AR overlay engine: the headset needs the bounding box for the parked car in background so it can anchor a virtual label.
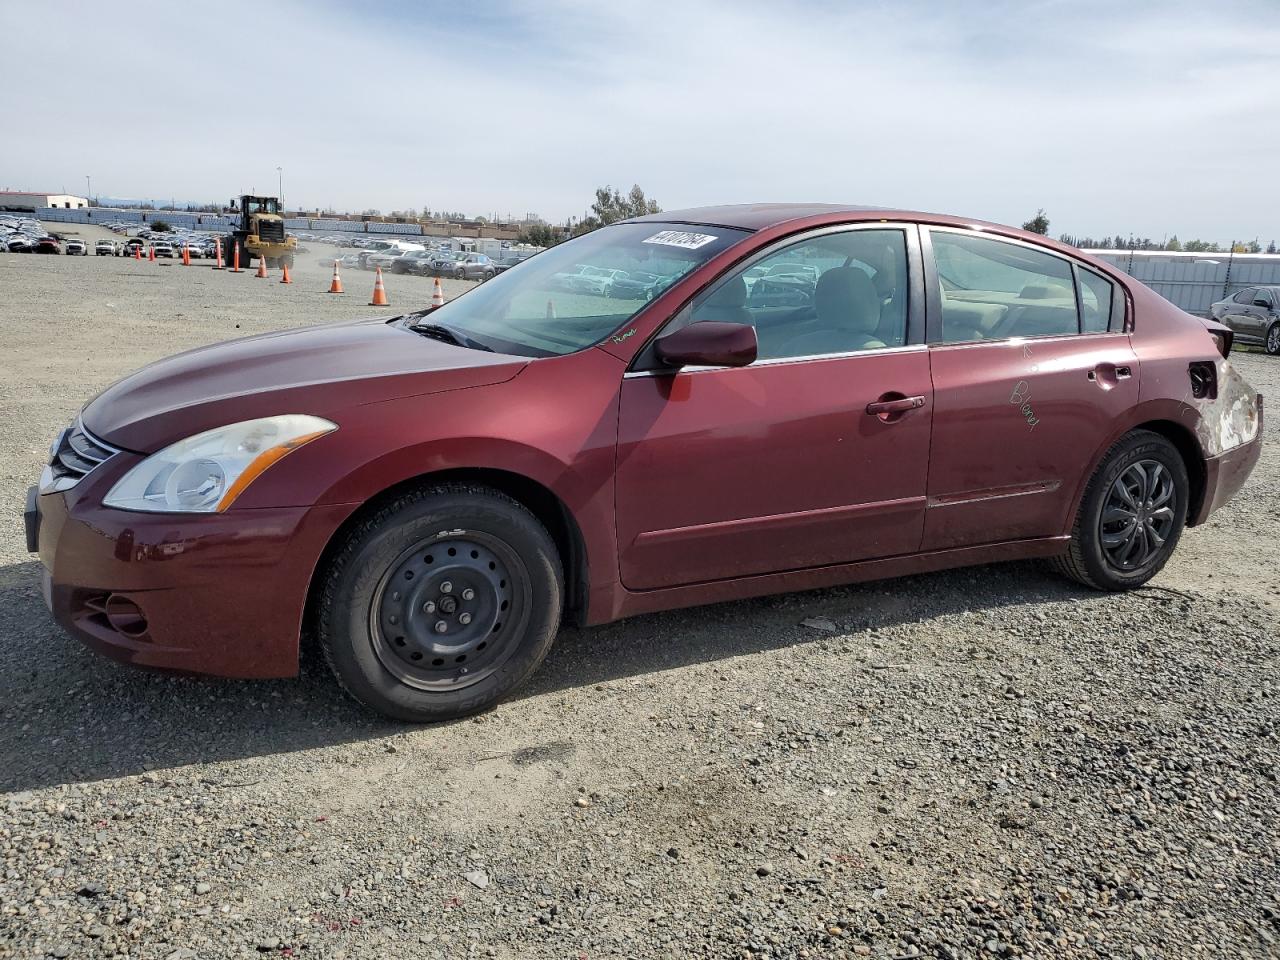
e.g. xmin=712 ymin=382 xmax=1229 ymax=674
xmin=449 ymin=253 xmax=496 ymax=281
xmin=123 ymin=238 xmax=145 ymax=256
xmin=95 ymin=240 xmax=120 ymax=256
xmin=5 ymin=235 xmax=35 ymax=252
xmin=426 ymin=251 xmax=465 ymax=276
xmin=152 ymin=243 xmax=175 ymax=258
xmin=608 ymin=269 xmax=668 ymax=300
xmin=364 ymin=249 xmax=407 ymax=272
xmin=491 ymin=255 xmax=530 ymax=275
xmin=64 ymin=239 xmax=88 ymax=256
xmin=1210 ymin=285 xmax=1280 ymax=355
xmin=35 ymin=237 xmax=62 ymax=254
xmin=390 ymin=250 xmax=437 ymax=274
xmin=568 ymin=265 xmax=628 ymax=296
xmin=547 ymin=263 xmax=592 ymax=290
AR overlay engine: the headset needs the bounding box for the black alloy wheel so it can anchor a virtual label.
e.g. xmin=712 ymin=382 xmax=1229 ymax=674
xmin=1098 ymin=460 xmax=1176 ymax=571
xmin=1051 ymin=430 xmax=1188 ymax=591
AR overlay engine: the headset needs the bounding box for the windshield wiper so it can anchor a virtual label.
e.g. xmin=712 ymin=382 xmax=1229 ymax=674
xmin=406 ymin=321 xmax=495 ymax=352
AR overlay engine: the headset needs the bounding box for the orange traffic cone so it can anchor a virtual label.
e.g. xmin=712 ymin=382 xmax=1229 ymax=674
xmin=328 ymin=260 xmax=344 ymax=294
xmin=213 ymin=238 xmax=224 ymax=270
xmin=279 ymin=262 xmax=292 ymax=284
xmin=148 ymin=246 xmax=156 ymax=262
xmin=133 ymin=245 xmax=141 ymax=261
xmin=368 ymin=267 xmax=389 ymax=306
xmin=181 ymin=244 xmax=191 ymax=266
xmin=431 ymin=277 xmax=445 ymax=308
xmin=255 ymin=252 xmax=269 ymax=278
xmin=545 ymin=300 xmax=556 ymax=320
xmin=230 ymin=243 xmax=242 ymax=273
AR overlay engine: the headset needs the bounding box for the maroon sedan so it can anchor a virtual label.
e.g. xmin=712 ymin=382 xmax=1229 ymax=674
xmin=27 ymin=205 xmax=1263 ymax=721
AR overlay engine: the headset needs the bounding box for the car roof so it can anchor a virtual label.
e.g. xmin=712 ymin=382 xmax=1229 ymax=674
xmin=624 ymin=203 xmax=1132 ymax=268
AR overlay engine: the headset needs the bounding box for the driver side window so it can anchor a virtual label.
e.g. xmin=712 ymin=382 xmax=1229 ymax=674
xmin=687 ymin=229 xmax=908 ymax=360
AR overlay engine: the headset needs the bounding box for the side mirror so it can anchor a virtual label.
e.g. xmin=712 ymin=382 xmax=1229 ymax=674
xmin=654 ymin=321 xmax=757 ymax=369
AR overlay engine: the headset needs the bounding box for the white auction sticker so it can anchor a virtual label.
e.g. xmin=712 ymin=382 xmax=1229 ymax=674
xmin=642 ymin=230 xmax=718 ymax=250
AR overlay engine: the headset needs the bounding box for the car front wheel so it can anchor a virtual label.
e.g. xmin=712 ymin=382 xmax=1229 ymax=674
xmin=1051 ymin=430 xmax=1188 ymax=591
xmin=1266 ymin=322 xmax=1280 ymax=356
xmin=318 ymin=484 xmax=564 ymax=722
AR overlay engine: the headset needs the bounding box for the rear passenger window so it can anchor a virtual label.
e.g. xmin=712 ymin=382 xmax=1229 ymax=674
xmin=1078 ymin=267 xmax=1116 ymax=333
xmin=932 ymin=231 xmax=1078 ymax=342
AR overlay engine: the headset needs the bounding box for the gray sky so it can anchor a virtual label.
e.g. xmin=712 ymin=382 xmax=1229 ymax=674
xmin=2 ymin=0 xmax=1276 ymax=243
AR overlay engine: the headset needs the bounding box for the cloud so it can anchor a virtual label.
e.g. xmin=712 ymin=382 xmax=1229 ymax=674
xmin=2 ymin=0 xmax=1276 ymax=241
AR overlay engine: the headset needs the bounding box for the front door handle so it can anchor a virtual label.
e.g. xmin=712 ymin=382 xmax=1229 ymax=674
xmin=865 ymin=395 xmax=926 ymax=421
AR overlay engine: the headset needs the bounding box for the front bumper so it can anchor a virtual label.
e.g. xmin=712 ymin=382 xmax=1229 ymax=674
xmin=26 ymin=466 xmax=357 ymax=679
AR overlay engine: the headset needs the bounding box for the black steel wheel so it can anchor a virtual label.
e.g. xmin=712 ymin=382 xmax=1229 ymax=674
xmin=318 ymin=484 xmax=563 ymax=722
xmin=1266 ymin=322 xmax=1280 ymax=356
xmin=1052 ymin=430 xmax=1188 ymax=590
xmin=370 ymin=533 xmax=529 ymax=692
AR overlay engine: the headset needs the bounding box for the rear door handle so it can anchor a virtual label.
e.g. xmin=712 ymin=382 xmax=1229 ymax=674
xmin=865 ymin=395 xmax=926 ymax=415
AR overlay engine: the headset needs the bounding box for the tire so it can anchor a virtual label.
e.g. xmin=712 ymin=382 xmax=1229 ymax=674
xmin=454 ymin=268 xmax=465 ymax=280
xmin=1051 ymin=430 xmax=1189 ymax=591
xmin=1266 ymin=321 xmax=1280 ymax=356
xmin=318 ymin=484 xmax=564 ymax=722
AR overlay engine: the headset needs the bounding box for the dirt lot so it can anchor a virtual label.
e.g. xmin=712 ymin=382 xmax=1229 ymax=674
xmin=0 ymin=245 xmax=1277 ymax=959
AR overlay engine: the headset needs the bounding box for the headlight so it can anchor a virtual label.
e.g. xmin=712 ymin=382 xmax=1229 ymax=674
xmin=102 ymin=415 xmax=336 ymax=513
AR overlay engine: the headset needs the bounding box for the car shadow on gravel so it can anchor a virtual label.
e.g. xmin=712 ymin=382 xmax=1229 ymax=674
xmin=0 ymin=557 xmax=1081 ymax=794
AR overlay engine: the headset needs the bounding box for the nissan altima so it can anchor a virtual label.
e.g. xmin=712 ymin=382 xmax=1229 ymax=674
xmin=27 ymin=204 xmax=1263 ymax=722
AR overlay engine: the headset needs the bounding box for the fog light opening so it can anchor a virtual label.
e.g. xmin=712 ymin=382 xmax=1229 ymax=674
xmin=104 ymin=594 xmax=148 ymax=638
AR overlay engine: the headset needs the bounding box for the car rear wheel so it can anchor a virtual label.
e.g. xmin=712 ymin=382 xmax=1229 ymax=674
xmin=1266 ymin=322 xmax=1280 ymax=356
xmin=1051 ymin=430 xmax=1188 ymax=591
xmin=318 ymin=484 xmax=563 ymax=722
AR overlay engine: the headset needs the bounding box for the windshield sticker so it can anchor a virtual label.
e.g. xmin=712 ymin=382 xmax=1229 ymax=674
xmin=643 ymin=230 xmax=718 ymax=250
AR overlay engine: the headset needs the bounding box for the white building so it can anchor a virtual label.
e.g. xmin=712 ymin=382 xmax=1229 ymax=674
xmin=0 ymin=191 xmax=89 ymax=211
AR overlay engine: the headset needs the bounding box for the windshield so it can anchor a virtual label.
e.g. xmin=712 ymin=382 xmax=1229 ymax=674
xmin=407 ymin=222 xmax=747 ymax=356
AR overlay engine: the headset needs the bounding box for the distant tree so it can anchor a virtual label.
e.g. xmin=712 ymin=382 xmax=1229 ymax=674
xmin=1021 ymin=209 xmax=1050 ymax=235
xmin=1247 ymin=239 xmax=1262 ymax=254
xmin=518 ymin=223 xmax=561 ymax=247
xmin=1164 ymin=235 xmax=1181 ymax=251
xmin=150 ymin=220 xmax=172 ymax=232
xmin=572 ymin=184 xmax=661 ymax=236
xmin=1267 ymin=240 xmax=1277 ymax=254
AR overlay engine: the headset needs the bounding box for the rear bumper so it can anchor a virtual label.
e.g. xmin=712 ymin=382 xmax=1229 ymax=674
xmin=1193 ymin=393 xmax=1264 ymax=525
xmin=29 ymin=476 xmax=357 ymax=678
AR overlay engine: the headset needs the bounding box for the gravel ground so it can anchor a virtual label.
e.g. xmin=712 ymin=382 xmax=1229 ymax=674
xmin=1 ymin=245 xmax=1277 ymax=959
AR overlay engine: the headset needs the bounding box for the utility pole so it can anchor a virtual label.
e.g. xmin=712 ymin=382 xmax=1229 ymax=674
xmin=277 ymin=167 xmax=283 ymax=210
xmin=85 ymin=175 xmax=91 ymax=204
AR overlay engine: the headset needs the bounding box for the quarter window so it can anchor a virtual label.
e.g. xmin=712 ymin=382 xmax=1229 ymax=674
xmin=932 ymin=231 xmax=1078 ymax=342
xmin=1078 ymin=267 xmax=1119 ymax=333
xmin=685 ymin=229 xmax=908 ymax=361
xmin=1233 ymin=288 xmax=1257 ymax=304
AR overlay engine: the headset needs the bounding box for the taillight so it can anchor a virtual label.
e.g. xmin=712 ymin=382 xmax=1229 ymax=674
xmin=1209 ymin=327 xmax=1232 ymax=358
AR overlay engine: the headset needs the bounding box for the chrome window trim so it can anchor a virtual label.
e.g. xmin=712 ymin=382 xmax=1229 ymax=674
xmin=622 ymin=343 xmax=927 ymax=378
xmin=628 ymin=221 xmax=924 ymax=373
xmin=922 ymin=224 xmax=1134 ymax=339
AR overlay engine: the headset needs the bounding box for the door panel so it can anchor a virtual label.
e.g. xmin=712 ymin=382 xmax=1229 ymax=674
xmin=616 ymin=350 xmax=933 ymax=589
xmin=923 ymin=333 xmax=1139 ymax=549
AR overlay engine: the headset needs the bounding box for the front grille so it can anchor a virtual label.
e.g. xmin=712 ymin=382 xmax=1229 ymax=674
xmin=48 ymin=419 xmax=118 ymax=488
xmin=256 ymin=219 xmax=285 ymax=243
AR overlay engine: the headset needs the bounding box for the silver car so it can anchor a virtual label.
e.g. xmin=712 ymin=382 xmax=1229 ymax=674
xmin=1210 ymin=285 xmax=1280 ymax=355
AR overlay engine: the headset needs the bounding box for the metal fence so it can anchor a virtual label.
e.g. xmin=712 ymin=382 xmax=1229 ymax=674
xmin=1093 ymin=251 xmax=1280 ymax=316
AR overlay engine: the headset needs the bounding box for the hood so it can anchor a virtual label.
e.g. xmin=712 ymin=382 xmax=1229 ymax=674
xmin=82 ymin=318 xmax=528 ymax=452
